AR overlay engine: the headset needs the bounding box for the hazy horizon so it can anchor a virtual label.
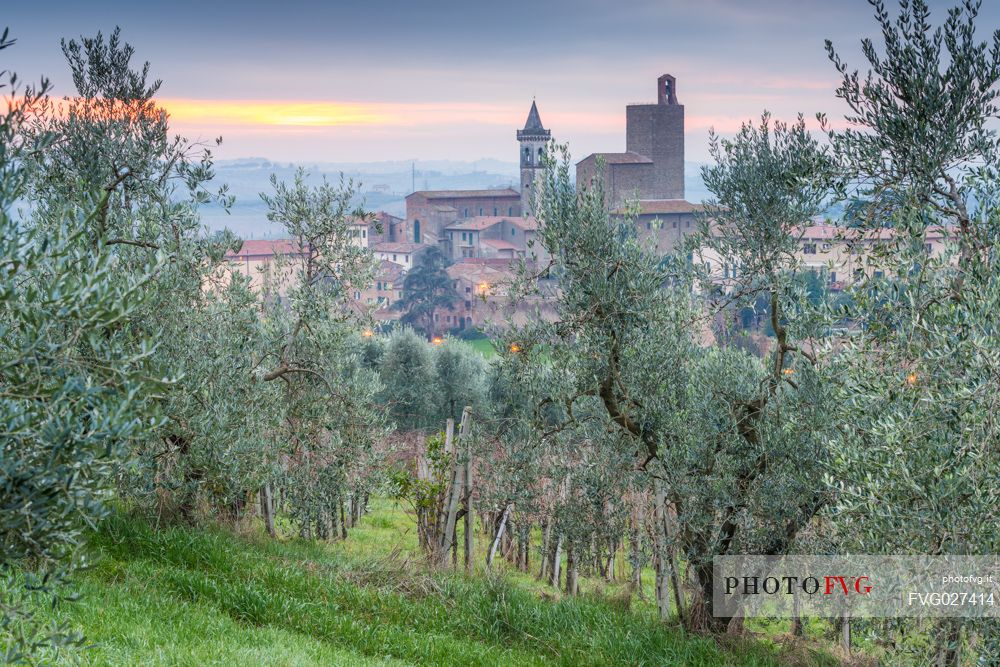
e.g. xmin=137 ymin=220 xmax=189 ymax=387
xmin=8 ymin=0 xmax=998 ymax=165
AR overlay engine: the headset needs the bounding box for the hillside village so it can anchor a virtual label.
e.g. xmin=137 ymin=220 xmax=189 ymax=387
xmin=222 ymin=73 xmax=952 ymax=337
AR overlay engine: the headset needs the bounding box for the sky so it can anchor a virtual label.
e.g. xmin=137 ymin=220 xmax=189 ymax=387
xmin=5 ymin=0 xmax=999 ymax=165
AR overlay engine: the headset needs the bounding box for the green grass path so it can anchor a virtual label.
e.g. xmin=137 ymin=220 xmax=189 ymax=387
xmin=29 ymin=501 xmax=838 ymax=666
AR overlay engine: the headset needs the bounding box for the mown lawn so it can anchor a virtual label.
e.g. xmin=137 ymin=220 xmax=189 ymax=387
xmin=26 ymin=500 xmax=841 ymax=666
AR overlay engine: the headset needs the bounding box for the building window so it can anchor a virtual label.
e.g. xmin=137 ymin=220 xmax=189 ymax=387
xmin=465 ymin=300 xmax=471 ymax=309
xmin=511 ymin=228 xmax=516 ymax=237
xmin=392 ymin=254 xmax=397 ymax=262
xmin=354 ymin=291 xmax=360 ymax=300
xmin=479 ymin=207 xmax=483 ymax=215
xmin=925 ymin=242 xmax=933 ymax=253
xmin=493 ymin=207 xmax=497 ymax=215
xmin=803 ymin=243 xmax=817 ymax=255
xmin=414 ymin=219 xmax=421 ymax=243
xmin=464 ymin=208 xmax=468 ymax=217
xmin=377 ymin=281 xmax=382 ymax=290
xmin=508 ymin=207 xmax=513 ymax=215
xmin=362 ymin=229 xmax=367 ymax=238
xmin=829 ymin=271 xmax=837 ymax=284
xmin=465 ymin=286 xmax=471 ymax=293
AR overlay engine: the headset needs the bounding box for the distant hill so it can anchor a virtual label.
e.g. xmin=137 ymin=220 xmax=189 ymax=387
xmin=200 ymin=158 xmax=712 ymax=239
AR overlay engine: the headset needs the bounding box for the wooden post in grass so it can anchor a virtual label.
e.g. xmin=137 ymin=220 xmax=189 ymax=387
xmin=260 ymin=484 xmax=276 ymax=538
xmin=486 ymin=502 xmax=512 ymax=570
xmin=841 ymin=612 xmax=851 ymax=656
xmin=631 ymin=496 xmax=644 ymax=598
xmin=653 ymin=483 xmax=670 ymax=620
xmin=550 ymin=533 xmax=563 ymax=589
xmin=438 ymin=407 xmax=471 ymax=567
xmin=339 ymin=497 xmax=348 ymax=539
xmin=433 ymin=419 xmax=456 ymax=546
xmin=538 ymin=517 xmax=551 ymax=580
xmin=463 ymin=424 xmax=474 ymax=574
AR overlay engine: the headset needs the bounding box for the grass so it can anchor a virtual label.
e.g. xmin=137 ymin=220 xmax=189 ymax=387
xmin=465 ymin=337 xmax=497 ymax=358
xmin=22 ymin=500 xmax=842 ymax=666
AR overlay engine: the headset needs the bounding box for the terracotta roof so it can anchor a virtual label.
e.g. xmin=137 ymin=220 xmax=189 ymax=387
xmin=374 ymin=242 xmax=423 ymax=254
xmin=481 ymin=239 xmax=520 ymax=251
xmin=445 ymin=215 xmax=539 ymax=232
xmin=407 ymin=188 xmax=520 ymax=200
xmin=614 ymin=199 xmax=705 ymax=215
xmin=447 ymin=262 xmax=513 ymax=283
xmin=792 ymin=223 xmax=956 ymax=242
xmin=375 ymin=211 xmax=402 ymax=224
xmin=579 ymin=152 xmax=653 ymax=165
xmin=455 ymin=257 xmax=523 ymax=268
xmin=376 ymin=260 xmax=406 ymax=280
xmin=446 ymin=216 xmax=508 ymax=231
xmin=509 ymin=216 xmax=539 ymax=231
xmin=226 ymin=239 xmax=307 ymax=259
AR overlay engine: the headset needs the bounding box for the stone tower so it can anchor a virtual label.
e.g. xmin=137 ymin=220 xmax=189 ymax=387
xmin=625 ymin=74 xmax=684 ymax=199
xmin=517 ymin=100 xmax=551 ymax=215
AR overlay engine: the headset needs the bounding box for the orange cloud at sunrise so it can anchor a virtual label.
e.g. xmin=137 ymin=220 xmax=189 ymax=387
xmin=158 ymin=98 xmax=624 ymax=134
xmin=160 ymin=99 xmax=533 ymax=129
xmin=160 ymin=99 xmax=394 ymax=127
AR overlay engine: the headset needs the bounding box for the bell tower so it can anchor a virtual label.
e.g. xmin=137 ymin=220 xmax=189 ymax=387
xmin=516 ymin=100 xmax=551 ymax=215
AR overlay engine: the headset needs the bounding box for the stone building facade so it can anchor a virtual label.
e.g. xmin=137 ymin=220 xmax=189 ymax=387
xmin=403 ymin=189 xmax=521 ymax=249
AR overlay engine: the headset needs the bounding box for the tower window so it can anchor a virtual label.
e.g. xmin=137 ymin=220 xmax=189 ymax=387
xmin=413 ymin=219 xmax=420 ymax=244
xmin=493 ymin=207 xmax=497 ymax=216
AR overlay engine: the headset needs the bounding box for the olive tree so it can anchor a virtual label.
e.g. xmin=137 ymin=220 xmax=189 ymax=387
xmin=1 ymin=29 xmax=158 ymax=662
xmin=259 ymin=169 xmax=385 ymax=539
xmin=824 ymin=1 xmax=1000 ymax=663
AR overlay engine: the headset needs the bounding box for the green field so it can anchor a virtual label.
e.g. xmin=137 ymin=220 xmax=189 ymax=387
xmin=19 ymin=500 xmax=844 ymax=666
xmin=465 ymin=337 xmax=497 ymax=358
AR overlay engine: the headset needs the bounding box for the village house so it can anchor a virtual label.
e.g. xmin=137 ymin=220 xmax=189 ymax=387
xmin=373 ymin=241 xmax=427 ymax=270
xmin=442 ymin=215 xmax=545 ymax=262
xmin=697 ymin=221 xmax=956 ymax=292
xmin=218 ymin=239 xmax=308 ymax=297
xmin=611 ymin=199 xmax=704 ymax=255
xmin=402 ymin=189 xmax=522 ymax=248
